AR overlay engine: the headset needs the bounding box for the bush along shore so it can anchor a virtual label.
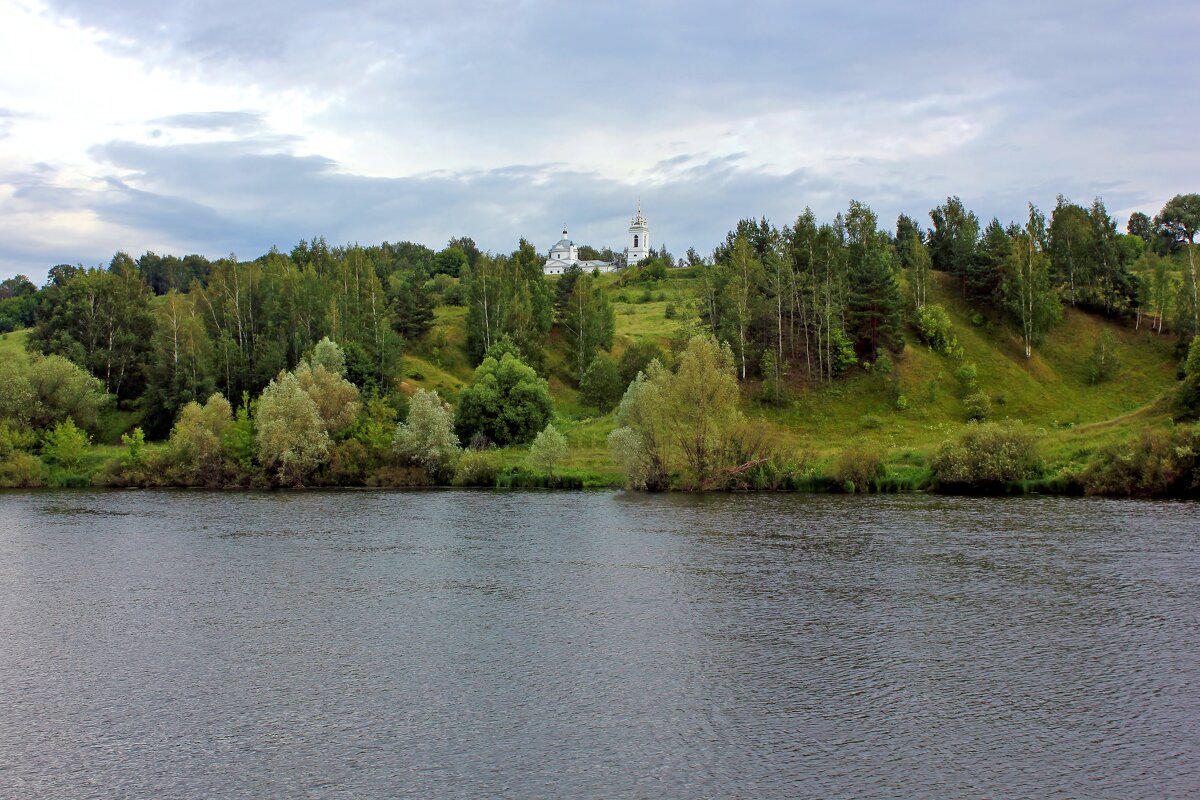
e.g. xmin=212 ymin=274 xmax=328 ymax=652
xmin=3 ymin=194 xmax=1200 ymax=498
xmin=3 ymin=333 xmax=1198 ymax=498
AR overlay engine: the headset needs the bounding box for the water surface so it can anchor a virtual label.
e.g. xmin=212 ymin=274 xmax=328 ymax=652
xmin=1 ymin=491 xmax=1197 ymax=798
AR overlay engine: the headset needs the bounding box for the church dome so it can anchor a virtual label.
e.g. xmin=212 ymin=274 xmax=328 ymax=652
xmin=552 ymin=228 xmax=573 ymax=251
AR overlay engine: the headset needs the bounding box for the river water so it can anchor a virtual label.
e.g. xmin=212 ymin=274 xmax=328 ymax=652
xmin=0 ymin=490 xmax=1197 ymax=798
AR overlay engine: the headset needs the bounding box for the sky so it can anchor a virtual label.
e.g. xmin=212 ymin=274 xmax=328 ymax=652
xmin=0 ymin=0 xmax=1197 ymax=282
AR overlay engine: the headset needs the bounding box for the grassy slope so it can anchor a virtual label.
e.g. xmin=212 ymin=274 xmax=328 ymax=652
xmin=0 ymin=328 xmax=30 ymax=365
xmin=421 ymin=269 xmax=1180 ymax=484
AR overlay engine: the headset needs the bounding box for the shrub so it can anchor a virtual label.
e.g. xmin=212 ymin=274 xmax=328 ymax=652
xmin=1177 ymin=336 xmax=1200 ymax=418
xmin=0 ymin=452 xmax=45 ymax=488
xmin=664 ymin=303 xmax=677 ymax=319
xmin=830 ymin=328 xmax=858 ymax=376
xmin=964 ymin=391 xmax=991 ymax=421
xmin=915 ymin=304 xmax=956 ymax=355
xmin=618 ymin=340 xmax=665 ymax=386
xmin=955 ymin=361 xmax=979 ymax=394
xmin=895 ymin=394 xmax=909 ymax=411
xmin=256 ymin=371 xmax=330 ymax=486
xmin=308 ymin=336 xmax=347 ymax=376
xmin=931 ymin=422 xmax=1044 ymax=491
xmin=1083 ymin=426 xmax=1200 ymax=497
xmin=324 ymin=439 xmax=370 ymax=486
xmin=393 ymin=389 xmax=460 ymax=482
xmin=41 ymin=418 xmax=91 ymax=470
xmin=579 ymin=354 xmax=623 ymax=412
xmin=452 ymin=449 xmax=502 ymax=487
xmin=859 ymin=414 xmax=884 ymax=430
xmin=529 ymin=423 xmax=568 ymax=477
xmin=168 ymin=394 xmax=233 ymax=485
xmin=1087 ymin=330 xmax=1121 ymax=385
xmin=831 ymin=445 xmax=885 ymax=492
xmin=455 ymin=350 xmax=552 ymax=446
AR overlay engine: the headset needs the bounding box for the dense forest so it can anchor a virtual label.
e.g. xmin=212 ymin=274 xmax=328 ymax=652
xmin=1 ymin=193 xmax=1199 ymax=495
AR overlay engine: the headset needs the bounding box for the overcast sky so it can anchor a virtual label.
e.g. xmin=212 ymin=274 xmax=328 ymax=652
xmin=0 ymin=0 xmax=1196 ymax=282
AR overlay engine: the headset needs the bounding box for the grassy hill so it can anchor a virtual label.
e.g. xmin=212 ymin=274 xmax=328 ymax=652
xmin=5 ymin=269 xmax=1182 ymax=488
xmin=402 ymin=269 xmax=1181 ymax=485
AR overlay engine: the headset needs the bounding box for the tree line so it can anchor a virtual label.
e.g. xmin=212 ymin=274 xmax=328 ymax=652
xmin=694 ymin=193 xmax=1200 ymax=396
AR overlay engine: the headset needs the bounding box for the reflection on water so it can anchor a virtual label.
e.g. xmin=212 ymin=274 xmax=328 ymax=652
xmin=0 ymin=490 xmax=1197 ymax=798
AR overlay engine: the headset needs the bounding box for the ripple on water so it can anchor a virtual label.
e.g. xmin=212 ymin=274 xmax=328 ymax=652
xmin=0 ymin=490 xmax=1197 ymax=799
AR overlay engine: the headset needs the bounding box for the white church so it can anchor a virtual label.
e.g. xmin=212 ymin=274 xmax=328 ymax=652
xmin=542 ymin=205 xmax=651 ymax=275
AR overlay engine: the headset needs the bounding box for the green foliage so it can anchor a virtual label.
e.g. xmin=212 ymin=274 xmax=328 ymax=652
xmin=915 ymin=304 xmax=956 ymax=355
xmin=28 ymin=264 xmax=154 ymax=400
xmin=931 ymin=422 xmax=1045 ymax=490
xmin=0 ymin=354 xmax=105 ymax=432
xmin=452 ymin=449 xmax=502 ymax=487
xmin=393 ymin=389 xmax=461 ymax=482
xmin=294 ymin=361 xmax=361 ymax=435
xmin=758 ymin=348 xmax=788 ymax=406
xmin=1083 ymin=425 xmax=1200 ymax=497
xmin=617 ymin=340 xmax=665 ymax=387
xmin=0 ymin=422 xmax=41 ymax=488
xmin=831 ymin=445 xmax=885 ymax=492
xmin=1178 ymin=336 xmax=1200 ymax=418
xmin=829 ymin=328 xmax=858 ymax=376
xmin=578 ymin=354 xmax=623 ymax=412
xmin=256 ymin=371 xmax=330 ymax=485
xmin=168 ymin=394 xmax=233 ymax=485
xmin=528 ymin=423 xmax=568 ymax=477
xmin=561 ymin=273 xmax=616 ymax=381
xmin=41 ymin=418 xmax=91 ymax=471
xmin=608 ymin=335 xmax=759 ymax=490
xmin=223 ymin=393 xmax=257 ymax=472
xmin=309 ymin=336 xmax=347 ymax=376
xmin=964 ymin=390 xmax=991 ymax=421
xmin=1087 ymin=330 xmax=1121 ymax=384
xmin=955 ymin=361 xmax=979 ymax=394
xmin=454 ymin=350 xmax=553 ymax=446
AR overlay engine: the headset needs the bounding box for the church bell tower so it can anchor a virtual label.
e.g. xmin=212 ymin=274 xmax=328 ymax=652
xmin=627 ymin=204 xmax=650 ymax=264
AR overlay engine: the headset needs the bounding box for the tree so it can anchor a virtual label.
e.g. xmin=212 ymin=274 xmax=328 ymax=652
xmin=168 ymin=394 xmax=233 ymax=484
xmin=528 ymin=423 xmax=568 ymax=477
xmin=433 ymin=246 xmax=469 ymax=277
xmin=1003 ymin=204 xmax=1062 ymax=359
xmin=1087 ymin=330 xmax=1121 ymax=384
xmin=393 ymin=389 xmax=460 ymax=481
xmin=928 ymin=197 xmax=980 ymax=292
xmin=309 ymin=336 xmax=347 ymax=375
xmin=845 ymin=212 xmax=903 ymax=361
xmin=454 ymin=350 xmax=553 ymax=446
xmin=256 ymin=371 xmax=330 ymax=485
xmin=28 ymin=264 xmax=154 ymax=400
xmin=723 ymin=234 xmax=766 ymax=379
xmin=617 ymin=340 xmax=665 ymax=387
xmin=1155 ymin=194 xmax=1200 ymax=334
xmin=638 ymin=333 xmax=739 ymax=484
xmin=578 ymin=353 xmax=623 ymax=412
xmin=143 ymin=289 xmax=214 ymax=437
xmin=906 ymin=232 xmax=932 ymax=312
xmin=2 ymin=355 xmax=106 ymax=431
xmin=560 ymin=272 xmax=615 ymax=382
xmin=1178 ymin=335 xmax=1200 ymax=417
xmin=1127 ymin=211 xmax=1153 ymax=244
xmin=294 ymin=360 xmax=361 ymax=436
xmin=41 ymin=418 xmax=91 ymax=471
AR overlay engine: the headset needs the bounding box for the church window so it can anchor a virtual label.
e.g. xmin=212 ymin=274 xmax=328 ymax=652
xmin=633 ymin=235 xmax=639 ymax=248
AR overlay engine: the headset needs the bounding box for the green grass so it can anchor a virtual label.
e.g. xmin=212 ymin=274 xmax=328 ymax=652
xmin=550 ymin=269 xmax=1181 ymax=480
xmin=0 ymin=328 xmax=30 ymax=365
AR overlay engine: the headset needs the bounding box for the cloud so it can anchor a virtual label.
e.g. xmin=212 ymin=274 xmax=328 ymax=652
xmin=0 ymin=0 xmax=1198 ymax=280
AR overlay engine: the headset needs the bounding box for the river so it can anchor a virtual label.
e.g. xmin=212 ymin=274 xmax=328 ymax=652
xmin=1 ymin=490 xmax=1197 ymax=798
